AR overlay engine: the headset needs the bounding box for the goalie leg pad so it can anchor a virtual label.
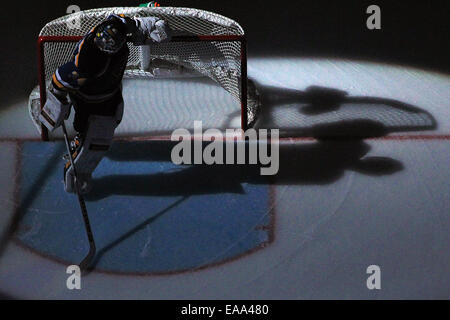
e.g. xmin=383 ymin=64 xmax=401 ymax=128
xmin=114 ymin=97 xmax=124 ymax=127
xmin=64 ymin=114 xmax=118 ymax=193
xmin=39 ymin=89 xmax=71 ymax=132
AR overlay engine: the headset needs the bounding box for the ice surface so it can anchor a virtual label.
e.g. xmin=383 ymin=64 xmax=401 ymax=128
xmin=0 ymin=57 xmax=448 ymax=299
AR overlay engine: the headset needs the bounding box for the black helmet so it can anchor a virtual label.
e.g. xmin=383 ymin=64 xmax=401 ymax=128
xmin=94 ymin=19 xmax=127 ymax=54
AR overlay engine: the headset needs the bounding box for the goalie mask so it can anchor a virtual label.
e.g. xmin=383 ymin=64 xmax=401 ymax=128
xmin=94 ymin=20 xmax=127 ymax=54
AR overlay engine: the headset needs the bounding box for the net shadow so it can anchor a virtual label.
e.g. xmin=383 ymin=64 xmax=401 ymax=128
xmin=251 ymin=83 xmax=437 ymax=138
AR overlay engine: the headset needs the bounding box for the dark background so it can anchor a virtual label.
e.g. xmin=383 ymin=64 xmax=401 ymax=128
xmin=0 ymin=0 xmax=448 ymax=109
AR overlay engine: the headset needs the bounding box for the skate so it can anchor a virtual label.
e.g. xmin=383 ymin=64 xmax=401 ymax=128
xmin=63 ymin=134 xmax=93 ymax=194
xmin=62 ymin=134 xmax=82 ymax=161
xmin=64 ymin=170 xmax=93 ymax=194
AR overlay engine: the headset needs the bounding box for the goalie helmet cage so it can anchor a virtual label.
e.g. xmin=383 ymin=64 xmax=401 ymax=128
xmin=32 ymin=7 xmax=259 ymax=141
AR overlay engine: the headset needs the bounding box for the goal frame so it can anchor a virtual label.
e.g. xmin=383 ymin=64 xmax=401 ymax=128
xmin=36 ymin=34 xmax=248 ymax=141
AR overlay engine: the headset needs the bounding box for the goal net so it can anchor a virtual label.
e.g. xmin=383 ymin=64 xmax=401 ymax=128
xmin=29 ymin=7 xmax=260 ymax=140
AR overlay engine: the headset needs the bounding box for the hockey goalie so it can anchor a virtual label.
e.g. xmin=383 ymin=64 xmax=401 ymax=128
xmin=39 ymin=13 xmax=172 ymax=194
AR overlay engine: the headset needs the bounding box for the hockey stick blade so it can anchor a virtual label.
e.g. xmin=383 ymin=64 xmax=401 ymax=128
xmin=62 ymin=121 xmax=97 ymax=271
xmin=75 ymin=191 xmax=96 ymax=272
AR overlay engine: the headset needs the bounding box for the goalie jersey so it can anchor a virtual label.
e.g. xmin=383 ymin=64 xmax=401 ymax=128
xmin=51 ymin=14 xmax=171 ymax=102
xmin=52 ymin=21 xmax=128 ymax=102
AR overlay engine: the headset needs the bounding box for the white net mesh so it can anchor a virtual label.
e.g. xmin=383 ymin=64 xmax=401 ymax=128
xmin=31 ymin=7 xmax=260 ymax=136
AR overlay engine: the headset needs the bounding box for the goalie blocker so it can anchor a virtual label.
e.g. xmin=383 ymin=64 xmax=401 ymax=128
xmin=39 ymin=88 xmax=71 ymax=131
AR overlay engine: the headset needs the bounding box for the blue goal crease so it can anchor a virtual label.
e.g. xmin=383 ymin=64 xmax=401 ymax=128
xmin=15 ymin=141 xmax=272 ymax=274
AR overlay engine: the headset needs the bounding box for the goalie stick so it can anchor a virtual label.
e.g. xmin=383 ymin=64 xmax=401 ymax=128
xmin=61 ymin=121 xmax=96 ymax=271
